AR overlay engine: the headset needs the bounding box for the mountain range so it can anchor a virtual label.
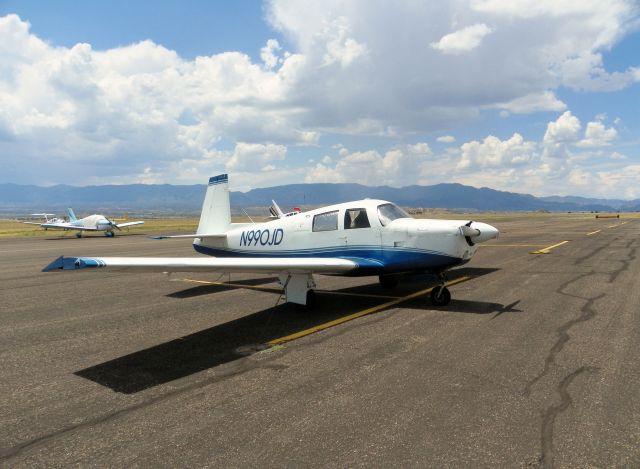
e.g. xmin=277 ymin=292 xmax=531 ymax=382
xmin=1 ymin=181 xmax=637 ymax=215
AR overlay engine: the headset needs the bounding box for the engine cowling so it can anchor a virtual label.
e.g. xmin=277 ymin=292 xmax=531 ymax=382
xmin=96 ymin=220 xmax=113 ymax=231
xmin=460 ymin=221 xmax=499 ymax=245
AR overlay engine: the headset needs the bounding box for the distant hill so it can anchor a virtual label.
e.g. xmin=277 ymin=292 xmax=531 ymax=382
xmin=0 ymin=181 xmax=637 ymax=216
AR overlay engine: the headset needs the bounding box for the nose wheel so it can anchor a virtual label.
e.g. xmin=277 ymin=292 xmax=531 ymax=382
xmin=430 ymin=273 xmax=451 ymax=306
xmin=430 ymin=286 xmax=451 ymax=306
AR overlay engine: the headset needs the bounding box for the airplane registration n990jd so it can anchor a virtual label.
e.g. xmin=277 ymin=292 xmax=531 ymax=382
xmin=44 ymin=174 xmax=498 ymax=307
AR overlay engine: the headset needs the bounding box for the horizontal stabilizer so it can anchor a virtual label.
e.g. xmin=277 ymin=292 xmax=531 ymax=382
xmin=150 ymin=233 xmax=228 ymax=240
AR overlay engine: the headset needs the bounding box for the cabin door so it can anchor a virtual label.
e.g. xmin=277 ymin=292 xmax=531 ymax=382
xmin=342 ymin=207 xmax=381 ymax=255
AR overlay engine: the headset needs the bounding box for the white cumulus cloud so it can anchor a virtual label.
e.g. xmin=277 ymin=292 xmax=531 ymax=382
xmin=226 ymin=142 xmax=287 ymax=171
xmin=1 ymin=1 xmax=639 ymax=189
xmin=576 ymin=121 xmax=618 ymax=148
xmin=543 ymin=111 xmax=582 ymax=145
xmin=457 ymin=133 xmax=536 ymax=170
xmin=437 ymin=135 xmax=456 ymax=143
xmin=430 ymin=23 xmax=493 ymax=55
xmin=305 ymin=143 xmax=432 ymax=187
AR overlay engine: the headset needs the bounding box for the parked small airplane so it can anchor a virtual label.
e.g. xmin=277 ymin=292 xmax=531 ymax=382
xmin=26 ymin=208 xmax=144 ymax=237
xmin=43 ymin=174 xmax=498 ymax=306
xmin=23 ymin=213 xmax=66 ymax=226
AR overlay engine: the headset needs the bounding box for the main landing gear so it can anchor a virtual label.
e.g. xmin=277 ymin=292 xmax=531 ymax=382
xmin=430 ymin=273 xmax=451 ymax=306
xmin=279 ymin=273 xmax=317 ymax=309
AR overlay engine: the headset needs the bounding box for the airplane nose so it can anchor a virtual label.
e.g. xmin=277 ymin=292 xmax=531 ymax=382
xmin=470 ymin=222 xmax=499 ymax=243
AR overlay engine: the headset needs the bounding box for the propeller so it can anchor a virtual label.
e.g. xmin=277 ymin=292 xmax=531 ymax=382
xmin=460 ymin=221 xmax=481 ymax=246
xmin=108 ymin=218 xmax=122 ymax=230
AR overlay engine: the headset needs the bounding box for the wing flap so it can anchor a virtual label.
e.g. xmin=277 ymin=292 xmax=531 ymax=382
xmin=43 ymin=256 xmax=357 ymax=274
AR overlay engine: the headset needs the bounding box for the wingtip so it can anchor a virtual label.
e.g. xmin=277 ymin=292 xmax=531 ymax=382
xmin=42 ymin=255 xmax=65 ymax=272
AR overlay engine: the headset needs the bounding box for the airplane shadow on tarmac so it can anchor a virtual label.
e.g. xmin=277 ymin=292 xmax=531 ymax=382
xmin=75 ymin=267 xmax=517 ymax=394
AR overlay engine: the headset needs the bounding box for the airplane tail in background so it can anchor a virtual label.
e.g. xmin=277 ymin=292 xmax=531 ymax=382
xmin=67 ymin=208 xmax=78 ymax=222
xmin=197 ymin=174 xmax=231 ymax=235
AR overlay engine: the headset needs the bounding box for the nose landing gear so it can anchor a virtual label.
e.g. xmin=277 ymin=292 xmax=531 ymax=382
xmin=430 ymin=273 xmax=451 ymax=306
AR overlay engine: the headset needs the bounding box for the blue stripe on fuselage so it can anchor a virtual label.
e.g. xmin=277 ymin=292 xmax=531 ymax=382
xmin=192 ymin=244 xmax=467 ymax=275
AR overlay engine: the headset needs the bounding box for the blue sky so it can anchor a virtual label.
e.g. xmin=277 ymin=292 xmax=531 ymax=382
xmin=0 ymin=0 xmax=639 ymax=198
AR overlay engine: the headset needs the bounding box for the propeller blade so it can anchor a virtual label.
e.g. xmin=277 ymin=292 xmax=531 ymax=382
xmin=460 ymin=221 xmax=481 ymax=237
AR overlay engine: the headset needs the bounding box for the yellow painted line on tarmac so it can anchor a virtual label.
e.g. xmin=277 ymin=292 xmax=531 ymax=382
xmin=268 ymin=276 xmax=471 ymax=346
xmin=530 ymin=240 xmax=570 ymax=255
xmin=481 ymin=244 xmax=547 ymax=247
xmin=607 ymin=221 xmax=628 ymax=228
xmin=586 ymin=229 xmax=601 ymax=236
xmin=180 ymin=278 xmax=278 ymax=292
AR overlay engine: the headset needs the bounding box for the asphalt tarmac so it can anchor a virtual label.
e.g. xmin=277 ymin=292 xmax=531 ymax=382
xmin=1 ymin=215 xmax=639 ymax=467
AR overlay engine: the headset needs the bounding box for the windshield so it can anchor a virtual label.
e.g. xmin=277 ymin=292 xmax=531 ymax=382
xmin=377 ymin=203 xmax=411 ymax=226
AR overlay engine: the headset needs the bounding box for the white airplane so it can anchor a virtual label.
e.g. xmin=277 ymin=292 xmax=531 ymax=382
xmin=26 ymin=208 xmax=144 ymax=237
xmin=43 ymin=174 xmax=498 ymax=306
xmin=24 ymin=213 xmax=66 ymax=226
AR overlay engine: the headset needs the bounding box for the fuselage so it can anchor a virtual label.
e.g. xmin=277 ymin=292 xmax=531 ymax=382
xmin=193 ymin=199 xmax=498 ymax=276
xmin=71 ymin=215 xmax=114 ymax=231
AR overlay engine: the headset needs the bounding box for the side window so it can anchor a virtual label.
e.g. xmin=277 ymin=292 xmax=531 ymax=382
xmin=312 ymin=210 xmax=338 ymax=232
xmin=344 ymin=208 xmax=370 ymax=229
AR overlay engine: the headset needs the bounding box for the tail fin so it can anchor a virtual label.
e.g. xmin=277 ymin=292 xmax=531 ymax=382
xmin=67 ymin=208 xmax=78 ymax=222
xmin=197 ymin=174 xmax=231 ymax=235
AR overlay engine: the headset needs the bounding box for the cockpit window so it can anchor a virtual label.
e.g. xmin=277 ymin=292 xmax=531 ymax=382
xmin=344 ymin=208 xmax=370 ymax=229
xmin=377 ymin=203 xmax=410 ymax=226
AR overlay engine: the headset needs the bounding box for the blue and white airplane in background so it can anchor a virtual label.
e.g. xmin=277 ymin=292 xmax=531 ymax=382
xmin=26 ymin=208 xmax=144 ymax=238
xmin=44 ymin=174 xmax=498 ymax=306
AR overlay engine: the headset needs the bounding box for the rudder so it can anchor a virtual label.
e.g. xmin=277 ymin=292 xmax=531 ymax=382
xmin=197 ymin=174 xmax=231 ymax=234
xmin=67 ymin=208 xmax=78 ymax=222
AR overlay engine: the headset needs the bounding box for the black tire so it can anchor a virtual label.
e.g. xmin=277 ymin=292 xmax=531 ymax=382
xmin=430 ymin=286 xmax=451 ymax=306
xmin=379 ymin=274 xmax=399 ymax=289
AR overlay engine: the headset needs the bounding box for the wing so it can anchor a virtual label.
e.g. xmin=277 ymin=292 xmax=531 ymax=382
xmin=40 ymin=223 xmax=97 ymax=231
xmin=43 ymin=256 xmax=357 ymax=274
xmin=23 ymin=221 xmax=45 ymax=226
xmin=116 ymin=221 xmax=145 ymax=228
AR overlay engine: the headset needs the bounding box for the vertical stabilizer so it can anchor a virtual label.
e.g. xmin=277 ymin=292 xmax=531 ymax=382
xmin=67 ymin=208 xmax=78 ymax=222
xmin=197 ymin=174 xmax=231 ymax=234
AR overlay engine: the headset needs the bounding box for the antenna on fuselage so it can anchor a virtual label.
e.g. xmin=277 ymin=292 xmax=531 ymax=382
xmin=242 ymin=209 xmax=255 ymax=224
